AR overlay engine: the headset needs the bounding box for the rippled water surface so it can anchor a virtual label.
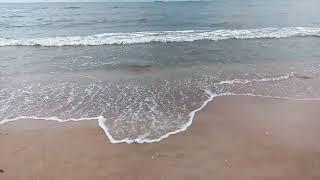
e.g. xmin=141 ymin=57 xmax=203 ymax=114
xmin=1 ymin=1 xmax=320 ymax=143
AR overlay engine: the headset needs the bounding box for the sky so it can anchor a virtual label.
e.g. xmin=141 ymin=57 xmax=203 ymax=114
xmin=0 ymin=0 xmax=193 ymax=2
xmin=0 ymin=0 xmax=140 ymax=2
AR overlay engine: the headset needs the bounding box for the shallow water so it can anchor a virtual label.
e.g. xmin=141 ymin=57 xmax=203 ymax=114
xmin=1 ymin=1 xmax=320 ymax=143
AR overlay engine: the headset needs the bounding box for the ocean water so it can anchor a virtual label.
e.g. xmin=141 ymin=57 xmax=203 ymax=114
xmin=1 ymin=1 xmax=320 ymax=143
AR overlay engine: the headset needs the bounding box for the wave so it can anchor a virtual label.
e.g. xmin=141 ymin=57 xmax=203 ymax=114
xmin=99 ymin=89 xmax=220 ymax=144
xmin=0 ymin=27 xmax=319 ymax=47
xmin=0 ymin=73 xmax=318 ymax=144
xmin=0 ymin=89 xmax=216 ymax=144
xmin=1 ymin=91 xmax=319 ymax=144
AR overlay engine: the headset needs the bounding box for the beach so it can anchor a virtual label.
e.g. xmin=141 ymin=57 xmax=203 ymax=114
xmin=1 ymin=95 xmax=320 ymax=180
xmin=0 ymin=0 xmax=320 ymax=180
xmin=2 ymin=1 xmax=320 ymax=145
xmin=1 ymin=1 xmax=320 ymax=179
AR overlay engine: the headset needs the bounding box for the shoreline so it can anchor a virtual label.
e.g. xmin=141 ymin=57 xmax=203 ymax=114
xmin=1 ymin=95 xmax=320 ymax=179
xmin=1 ymin=93 xmax=320 ymax=144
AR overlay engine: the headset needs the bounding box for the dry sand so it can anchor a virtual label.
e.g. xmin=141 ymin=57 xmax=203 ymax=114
xmin=1 ymin=95 xmax=320 ymax=180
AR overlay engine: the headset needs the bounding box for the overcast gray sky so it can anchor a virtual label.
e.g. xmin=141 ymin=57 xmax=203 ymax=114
xmin=0 ymin=0 xmax=193 ymax=2
xmin=0 ymin=0 xmax=120 ymax=1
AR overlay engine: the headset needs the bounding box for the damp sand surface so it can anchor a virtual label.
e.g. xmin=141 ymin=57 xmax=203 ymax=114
xmin=1 ymin=95 xmax=320 ymax=180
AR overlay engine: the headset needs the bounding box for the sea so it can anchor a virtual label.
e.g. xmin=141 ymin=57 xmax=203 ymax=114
xmin=1 ymin=0 xmax=320 ymax=143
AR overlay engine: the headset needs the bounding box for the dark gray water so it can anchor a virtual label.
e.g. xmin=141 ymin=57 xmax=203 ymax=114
xmin=1 ymin=1 xmax=320 ymax=143
xmin=1 ymin=1 xmax=320 ymax=38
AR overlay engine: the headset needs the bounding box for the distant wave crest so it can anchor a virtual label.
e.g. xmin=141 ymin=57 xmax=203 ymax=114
xmin=0 ymin=27 xmax=319 ymax=46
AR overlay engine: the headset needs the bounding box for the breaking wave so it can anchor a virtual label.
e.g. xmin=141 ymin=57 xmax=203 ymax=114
xmin=0 ymin=27 xmax=319 ymax=46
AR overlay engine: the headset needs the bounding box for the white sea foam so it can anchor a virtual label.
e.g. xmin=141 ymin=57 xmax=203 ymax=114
xmin=98 ymin=90 xmax=225 ymax=144
xmin=0 ymin=27 xmax=319 ymax=46
xmin=218 ymin=73 xmax=293 ymax=85
xmin=0 ymin=74 xmax=319 ymax=144
xmin=0 ymin=91 xmax=319 ymax=144
xmin=0 ymin=116 xmax=98 ymax=125
xmin=0 ymin=90 xmax=228 ymax=144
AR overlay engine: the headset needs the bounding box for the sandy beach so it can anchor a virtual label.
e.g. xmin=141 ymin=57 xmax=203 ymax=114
xmin=2 ymin=1 xmax=320 ymax=179
xmin=1 ymin=95 xmax=320 ymax=180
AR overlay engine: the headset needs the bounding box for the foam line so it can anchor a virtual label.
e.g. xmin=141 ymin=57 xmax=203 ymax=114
xmin=97 ymin=90 xmax=226 ymax=144
xmin=217 ymin=73 xmax=293 ymax=85
xmin=0 ymin=116 xmax=99 ymax=125
xmin=96 ymin=91 xmax=320 ymax=144
xmin=225 ymin=93 xmax=320 ymax=101
xmin=1 ymin=27 xmax=319 ymax=46
xmin=1 ymin=92 xmax=320 ymax=144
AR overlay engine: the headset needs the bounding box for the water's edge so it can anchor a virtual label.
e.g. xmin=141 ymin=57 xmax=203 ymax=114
xmin=1 ymin=92 xmax=319 ymax=144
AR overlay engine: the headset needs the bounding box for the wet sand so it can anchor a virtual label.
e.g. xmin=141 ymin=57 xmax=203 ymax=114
xmin=1 ymin=95 xmax=320 ymax=180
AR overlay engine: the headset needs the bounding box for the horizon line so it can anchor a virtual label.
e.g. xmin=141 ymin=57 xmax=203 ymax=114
xmin=0 ymin=0 xmax=208 ymax=3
